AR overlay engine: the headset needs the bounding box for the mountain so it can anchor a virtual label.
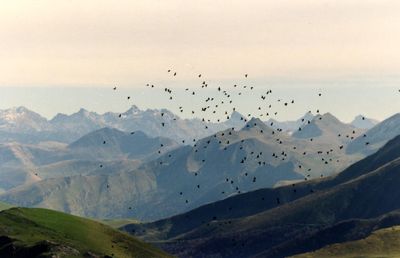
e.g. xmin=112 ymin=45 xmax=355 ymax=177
xmin=350 ymin=115 xmax=379 ymax=129
xmin=347 ymin=113 xmax=400 ymax=155
xmin=0 ymin=207 xmax=171 ymax=257
xmin=76 ymin=106 xmax=246 ymax=144
xmin=121 ymin=134 xmax=400 ymax=257
xmin=274 ymin=210 xmax=400 ymax=258
xmin=0 ymin=106 xmax=50 ymax=133
xmin=0 ymin=115 xmax=365 ymax=221
xmin=0 ymin=128 xmax=178 ymax=195
xmin=293 ymin=222 xmax=400 ymax=258
xmin=0 ymin=106 xmax=246 ymax=144
xmin=122 ymin=134 xmax=400 ymax=242
xmin=50 ymin=108 xmax=106 ymax=141
xmin=68 ymin=127 xmax=179 ymax=161
xmin=266 ymin=112 xmax=314 ymax=133
xmin=0 ymin=107 xmax=58 ymax=143
xmin=292 ymin=113 xmax=363 ymax=142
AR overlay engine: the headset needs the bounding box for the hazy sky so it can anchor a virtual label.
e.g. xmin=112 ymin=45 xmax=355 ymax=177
xmin=1 ymin=0 xmax=399 ymax=86
xmin=0 ymin=1 xmax=399 ymax=122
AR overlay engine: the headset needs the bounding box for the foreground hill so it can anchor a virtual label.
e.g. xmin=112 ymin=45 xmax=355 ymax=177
xmin=0 ymin=207 xmax=170 ymax=258
xmin=121 ymin=134 xmax=400 ymax=257
xmin=0 ymin=201 xmax=12 ymax=211
xmin=293 ymin=224 xmax=400 ymax=258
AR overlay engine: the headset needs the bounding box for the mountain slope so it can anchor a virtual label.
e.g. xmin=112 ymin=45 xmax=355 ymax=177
xmin=121 ymin=134 xmax=400 ymax=257
xmin=0 ymin=207 xmax=171 ymax=257
xmin=0 ymin=128 xmax=177 ymax=194
xmin=159 ymin=157 xmax=400 ymax=257
xmin=293 ymin=225 xmax=400 ymax=258
xmin=267 ymin=112 xmax=314 ymax=133
xmin=261 ymin=210 xmax=400 ymax=258
xmin=0 ymin=107 xmax=50 ymax=133
xmin=121 ymin=134 xmax=400 ymax=242
xmin=350 ymin=115 xmax=379 ymax=129
xmin=347 ymin=113 xmax=400 ymax=155
xmin=0 ymin=201 xmax=12 ymax=211
xmin=292 ymin=113 xmax=362 ymax=142
xmin=0 ymin=116 xmax=363 ymax=221
xmin=68 ymin=127 xmax=179 ymax=161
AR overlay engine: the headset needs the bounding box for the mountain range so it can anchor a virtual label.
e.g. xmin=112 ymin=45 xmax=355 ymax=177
xmin=0 ymin=106 xmax=379 ymax=144
xmin=121 ymin=133 xmax=400 ymax=257
xmin=0 ymin=128 xmax=179 ymax=193
xmin=0 ymin=113 xmax=372 ymax=221
xmin=0 ymin=106 xmax=246 ymax=144
xmin=0 ymin=105 xmax=399 ymax=257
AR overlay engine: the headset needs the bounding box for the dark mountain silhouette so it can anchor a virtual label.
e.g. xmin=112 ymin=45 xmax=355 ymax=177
xmin=121 ymin=134 xmax=400 ymax=257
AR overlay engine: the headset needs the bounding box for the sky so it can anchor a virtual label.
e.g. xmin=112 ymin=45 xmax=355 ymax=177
xmin=0 ymin=1 xmax=399 ymax=122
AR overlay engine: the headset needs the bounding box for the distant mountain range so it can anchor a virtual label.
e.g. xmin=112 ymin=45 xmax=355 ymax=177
xmin=122 ymin=133 xmax=400 ymax=257
xmin=0 ymin=106 xmax=398 ymax=224
xmin=0 ymin=106 xmax=379 ymax=144
xmin=0 ymin=128 xmax=179 ymax=193
xmin=0 ymin=113 xmax=372 ymax=221
xmin=0 ymin=105 xmax=399 ymax=257
xmin=0 ymin=106 xmax=246 ymax=144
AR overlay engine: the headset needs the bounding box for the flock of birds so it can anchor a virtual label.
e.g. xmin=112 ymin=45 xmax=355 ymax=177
xmin=105 ymin=70 xmax=376 ymax=210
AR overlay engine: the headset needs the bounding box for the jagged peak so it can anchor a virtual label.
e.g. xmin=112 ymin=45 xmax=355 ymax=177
xmin=229 ymin=110 xmax=245 ymax=120
xmin=242 ymin=117 xmax=273 ymax=132
xmin=125 ymin=105 xmax=141 ymax=114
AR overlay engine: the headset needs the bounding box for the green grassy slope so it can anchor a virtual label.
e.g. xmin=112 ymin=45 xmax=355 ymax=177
xmin=293 ymin=226 xmax=400 ymax=258
xmin=0 ymin=207 xmax=171 ymax=258
xmin=0 ymin=201 xmax=12 ymax=211
xmin=102 ymin=218 xmax=140 ymax=229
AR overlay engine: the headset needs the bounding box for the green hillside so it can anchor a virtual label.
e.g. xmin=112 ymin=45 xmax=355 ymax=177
xmin=293 ymin=226 xmax=400 ymax=258
xmin=0 ymin=201 xmax=12 ymax=211
xmin=102 ymin=218 xmax=140 ymax=229
xmin=0 ymin=207 xmax=171 ymax=258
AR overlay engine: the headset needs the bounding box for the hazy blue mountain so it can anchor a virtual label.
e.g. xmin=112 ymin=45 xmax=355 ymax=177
xmin=0 ymin=116 xmax=364 ymax=221
xmin=347 ymin=113 xmax=400 ymax=155
xmin=0 ymin=107 xmax=59 ymax=143
xmin=266 ymin=112 xmax=314 ymax=133
xmin=292 ymin=113 xmax=362 ymax=141
xmin=0 ymin=106 xmax=246 ymax=144
xmin=350 ymin=115 xmax=379 ymax=129
xmin=68 ymin=127 xmax=179 ymax=161
xmin=0 ymin=128 xmax=179 ymax=194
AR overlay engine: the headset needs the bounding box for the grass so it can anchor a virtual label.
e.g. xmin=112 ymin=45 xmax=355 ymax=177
xmin=102 ymin=218 xmax=140 ymax=229
xmin=0 ymin=207 xmax=172 ymax=258
xmin=293 ymin=226 xmax=400 ymax=258
xmin=0 ymin=201 xmax=12 ymax=211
